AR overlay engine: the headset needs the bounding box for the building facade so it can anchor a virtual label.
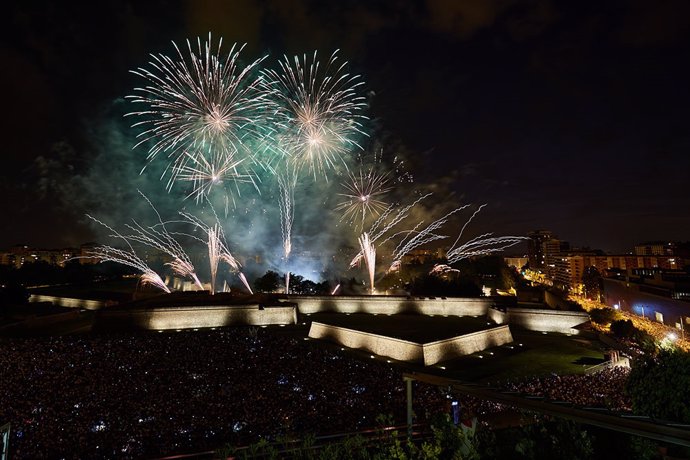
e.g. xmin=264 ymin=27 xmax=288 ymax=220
xmin=527 ymin=230 xmax=554 ymax=270
xmin=552 ymin=254 xmax=684 ymax=291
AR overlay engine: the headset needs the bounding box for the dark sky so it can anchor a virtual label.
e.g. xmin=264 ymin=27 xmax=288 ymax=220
xmin=2 ymin=0 xmax=690 ymax=254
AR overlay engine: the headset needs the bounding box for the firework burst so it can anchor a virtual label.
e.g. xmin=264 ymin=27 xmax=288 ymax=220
xmin=262 ymin=50 xmax=368 ymax=178
xmin=127 ymin=33 xmax=271 ymax=201
xmin=336 ymin=168 xmax=391 ymax=228
xmin=174 ymin=146 xmax=257 ymax=206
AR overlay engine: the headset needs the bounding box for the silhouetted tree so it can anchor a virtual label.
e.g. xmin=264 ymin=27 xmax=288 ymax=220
xmin=291 ymin=279 xmax=330 ymax=295
xmin=477 ymin=418 xmax=593 ymax=460
xmin=589 ymin=307 xmax=622 ymax=325
xmin=582 ymin=266 xmax=603 ymax=300
xmin=254 ymin=271 xmax=281 ymax=293
xmin=610 ymin=319 xmax=637 ymax=338
xmin=408 ymin=274 xmax=481 ymax=297
xmin=287 ymin=273 xmax=304 ymax=294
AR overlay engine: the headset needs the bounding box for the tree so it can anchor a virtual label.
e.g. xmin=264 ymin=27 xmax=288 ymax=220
xmin=610 ymin=319 xmax=636 ymax=338
xmin=515 ymin=419 xmax=593 ymax=460
xmin=254 ymin=270 xmax=281 ymax=293
xmin=627 ymin=350 xmax=690 ymax=424
xmin=589 ymin=307 xmax=622 ymax=325
xmin=287 ymin=273 xmax=304 ymax=294
xmin=291 ymin=279 xmax=330 ymax=295
xmin=581 ymin=266 xmax=602 ymax=301
xmin=499 ymin=264 xmax=518 ymax=291
xmin=609 ymin=319 xmax=654 ymax=349
xmin=477 ymin=418 xmax=593 ymax=459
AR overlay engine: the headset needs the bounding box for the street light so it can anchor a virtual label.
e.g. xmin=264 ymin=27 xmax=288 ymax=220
xmin=660 ymin=332 xmax=679 ymax=350
xmin=676 ymin=316 xmax=686 ymax=341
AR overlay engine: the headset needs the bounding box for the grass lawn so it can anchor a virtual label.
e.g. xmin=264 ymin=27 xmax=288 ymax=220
xmin=438 ymin=330 xmax=607 ymax=384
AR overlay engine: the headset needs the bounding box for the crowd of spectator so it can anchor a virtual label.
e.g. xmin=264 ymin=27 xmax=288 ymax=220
xmin=0 ymin=325 xmax=636 ymax=459
xmin=436 ymin=366 xmax=632 ymax=426
xmin=0 ymin=327 xmax=446 ymax=459
xmin=499 ymin=366 xmax=632 ymax=410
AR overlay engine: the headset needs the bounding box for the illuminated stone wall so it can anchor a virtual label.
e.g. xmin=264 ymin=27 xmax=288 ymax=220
xmin=422 ymin=325 xmax=513 ymax=365
xmin=29 ymin=294 xmax=106 ymax=310
xmin=506 ymin=308 xmax=589 ymax=334
xmin=294 ymin=297 xmax=586 ymax=334
xmin=308 ymin=322 xmax=513 ymax=365
xmin=487 ymin=307 xmax=507 ymax=324
xmin=292 ymin=295 xmax=493 ymax=316
xmin=309 ymin=322 xmax=424 ymax=362
xmin=97 ymin=305 xmax=297 ymax=331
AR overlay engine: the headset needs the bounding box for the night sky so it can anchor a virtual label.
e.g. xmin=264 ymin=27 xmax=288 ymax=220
xmin=3 ymin=0 xmax=690 ymax=254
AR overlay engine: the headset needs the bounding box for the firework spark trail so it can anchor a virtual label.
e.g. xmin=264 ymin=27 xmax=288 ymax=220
xmin=369 ymin=194 xmax=432 ymax=245
xmin=349 ymin=193 xmax=432 ymax=268
xmin=126 ymin=34 xmax=272 ymax=196
xmin=358 ymin=233 xmax=376 ymax=294
xmin=277 ymin=168 xmax=298 ymax=259
xmin=446 ymin=234 xmax=527 ymax=264
xmin=387 ymin=205 xmax=473 ymax=271
xmin=220 ymin=251 xmax=240 ymax=271
xmin=277 ymin=167 xmax=298 ymax=294
xmin=237 ymin=272 xmax=253 ymax=294
xmin=262 ymin=50 xmax=368 ymax=178
xmin=430 ymin=264 xmax=460 ymax=275
xmin=178 ymin=211 xmax=252 ymax=294
xmin=84 ymin=215 xmax=170 ymax=293
xmin=448 ymin=204 xmax=486 ymax=253
xmin=350 ymin=193 xmax=431 ymax=293
xmin=348 ymin=196 xmax=525 ymax=287
xmin=120 ymin=192 xmax=203 ymax=289
xmin=206 ymin=223 xmax=222 ymax=294
xmin=220 ymin=249 xmax=253 ymax=293
xmin=331 ymin=283 xmax=341 ymax=295
xmin=443 ymin=204 xmax=527 ymax=265
xmin=336 ymin=168 xmax=392 ymax=228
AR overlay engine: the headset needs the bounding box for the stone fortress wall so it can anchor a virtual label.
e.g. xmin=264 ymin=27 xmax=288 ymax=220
xmin=308 ymin=321 xmax=514 ymax=366
xmin=70 ymin=294 xmax=590 ymax=365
